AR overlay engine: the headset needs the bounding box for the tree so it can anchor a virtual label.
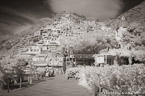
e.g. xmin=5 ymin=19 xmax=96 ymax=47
xmin=123 ymin=22 xmax=145 ymax=48
xmin=0 ymin=61 xmax=15 ymax=92
xmin=13 ymin=59 xmax=28 ymax=88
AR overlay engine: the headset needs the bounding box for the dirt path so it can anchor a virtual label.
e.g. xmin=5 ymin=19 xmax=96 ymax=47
xmin=0 ymin=75 xmax=91 ymax=96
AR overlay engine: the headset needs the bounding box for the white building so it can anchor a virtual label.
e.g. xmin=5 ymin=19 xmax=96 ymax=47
xmin=49 ymin=54 xmax=63 ymax=67
xmin=41 ymin=46 xmax=48 ymax=51
xmin=25 ymin=46 xmax=41 ymax=55
xmin=32 ymin=54 xmax=48 ymax=67
xmin=36 ymin=39 xmax=51 ymax=46
xmin=34 ymin=30 xmax=41 ymax=36
xmin=42 ymin=31 xmax=49 ymax=39
xmin=32 ymin=54 xmax=47 ymax=62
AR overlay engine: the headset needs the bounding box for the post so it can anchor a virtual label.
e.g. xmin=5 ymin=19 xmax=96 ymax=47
xmin=29 ymin=63 xmax=33 ymax=84
xmin=98 ymin=74 xmax=101 ymax=96
xmin=74 ymin=58 xmax=76 ymax=64
xmin=7 ymin=78 xmax=10 ymax=93
xmin=20 ymin=77 xmax=22 ymax=88
xmin=105 ymin=55 xmax=107 ymax=66
xmin=128 ymin=56 xmax=132 ymax=65
xmin=63 ymin=56 xmax=66 ymax=74
xmin=66 ymin=57 xmax=67 ymax=70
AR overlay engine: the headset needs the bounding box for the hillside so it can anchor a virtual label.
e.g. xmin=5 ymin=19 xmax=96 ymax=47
xmin=0 ymin=12 xmax=115 ymax=59
xmin=0 ymin=1 xmax=145 ymax=61
xmin=118 ymin=1 xmax=145 ymax=25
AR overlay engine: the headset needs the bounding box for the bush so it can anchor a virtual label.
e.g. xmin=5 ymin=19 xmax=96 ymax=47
xmin=65 ymin=67 xmax=81 ymax=80
xmin=78 ymin=64 xmax=145 ymax=96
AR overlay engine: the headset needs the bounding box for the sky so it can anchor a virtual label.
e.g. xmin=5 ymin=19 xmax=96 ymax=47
xmin=0 ymin=0 xmax=144 ymax=41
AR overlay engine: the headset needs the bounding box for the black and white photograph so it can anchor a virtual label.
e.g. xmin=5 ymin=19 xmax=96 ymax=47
xmin=0 ymin=0 xmax=145 ymax=96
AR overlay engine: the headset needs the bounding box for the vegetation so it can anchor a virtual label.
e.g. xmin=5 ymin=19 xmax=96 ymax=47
xmin=0 ymin=59 xmax=28 ymax=90
xmin=72 ymin=64 xmax=145 ymax=96
xmin=65 ymin=68 xmax=80 ymax=79
xmin=0 ymin=1 xmax=144 ymax=96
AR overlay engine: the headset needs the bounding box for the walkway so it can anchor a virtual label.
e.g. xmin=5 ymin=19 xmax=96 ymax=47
xmin=0 ymin=75 xmax=91 ymax=96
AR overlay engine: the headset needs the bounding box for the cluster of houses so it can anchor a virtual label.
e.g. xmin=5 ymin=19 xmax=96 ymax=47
xmin=93 ymin=16 xmax=139 ymax=66
xmin=15 ymin=14 xmax=90 ymax=73
xmin=20 ymin=15 xmax=133 ymax=68
xmin=1 ymin=13 xmax=136 ymax=75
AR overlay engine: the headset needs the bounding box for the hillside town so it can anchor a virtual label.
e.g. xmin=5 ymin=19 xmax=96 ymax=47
xmin=11 ymin=14 xmax=133 ymax=71
xmin=0 ymin=6 xmax=145 ymax=96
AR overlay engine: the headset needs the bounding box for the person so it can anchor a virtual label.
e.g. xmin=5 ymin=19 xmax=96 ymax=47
xmin=49 ymin=68 xmax=55 ymax=77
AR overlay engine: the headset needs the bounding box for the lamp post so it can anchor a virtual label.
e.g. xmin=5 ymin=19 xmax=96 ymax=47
xmin=62 ymin=46 xmax=68 ymax=73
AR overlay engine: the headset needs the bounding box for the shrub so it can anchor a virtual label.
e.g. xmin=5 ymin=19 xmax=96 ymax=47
xmin=65 ymin=67 xmax=81 ymax=80
xmin=78 ymin=64 xmax=145 ymax=96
